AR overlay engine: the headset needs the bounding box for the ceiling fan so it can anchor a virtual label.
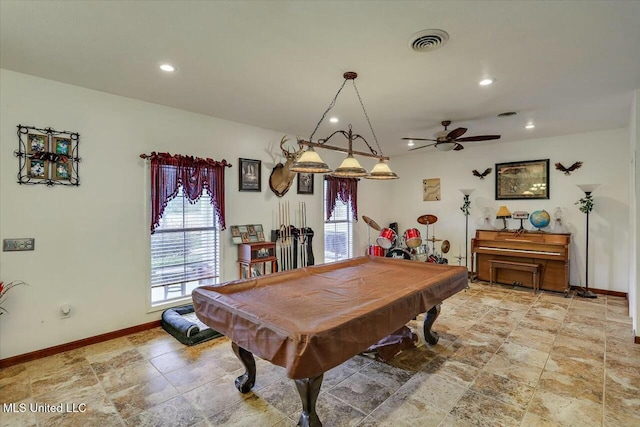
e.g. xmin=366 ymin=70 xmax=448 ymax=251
xmin=403 ymin=120 xmax=501 ymax=152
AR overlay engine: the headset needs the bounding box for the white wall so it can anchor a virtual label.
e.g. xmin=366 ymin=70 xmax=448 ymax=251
xmin=0 ymin=70 xmax=333 ymax=359
xmin=378 ymin=128 xmax=630 ymax=293
xmin=0 ymin=69 xmax=634 ymax=360
xmin=631 ymin=89 xmax=639 ymax=337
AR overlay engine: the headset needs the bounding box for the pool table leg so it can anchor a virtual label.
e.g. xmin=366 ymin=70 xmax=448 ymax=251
xmin=231 ymin=342 xmax=256 ymax=393
xmin=423 ymin=304 xmax=441 ymax=345
xmin=294 ymin=374 xmax=323 ymax=427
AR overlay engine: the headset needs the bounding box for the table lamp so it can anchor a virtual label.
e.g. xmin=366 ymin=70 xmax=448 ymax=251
xmin=496 ymin=206 xmax=511 ymax=230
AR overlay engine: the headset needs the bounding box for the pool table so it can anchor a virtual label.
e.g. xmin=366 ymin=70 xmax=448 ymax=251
xmin=193 ymin=256 xmax=467 ymax=426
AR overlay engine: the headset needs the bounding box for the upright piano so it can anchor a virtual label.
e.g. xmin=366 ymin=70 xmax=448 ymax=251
xmin=471 ymin=230 xmax=570 ymax=292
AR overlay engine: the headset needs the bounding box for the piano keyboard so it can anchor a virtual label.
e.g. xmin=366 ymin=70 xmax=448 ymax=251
xmin=477 ymin=246 xmax=561 ymax=256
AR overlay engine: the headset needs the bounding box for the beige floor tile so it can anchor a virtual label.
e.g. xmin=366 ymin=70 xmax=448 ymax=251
xmin=483 ymin=353 xmax=543 ymax=387
xmin=182 ymin=373 xmax=250 ymax=419
xmin=325 ymin=372 xmax=395 ymax=414
xmin=538 ymin=369 xmax=603 ymax=404
xmin=449 ymin=390 xmax=524 ymax=426
xmin=528 ymin=389 xmax=603 ymax=426
xmin=205 ymin=394 xmax=288 ymax=426
xmin=369 ymin=391 xmax=447 ymax=427
xmin=470 ymin=371 xmax=535 ymax=409
xmin=123 ymin=395 xmax=204 ymax=426
xmin=422 ymin=356 xmax=480 ymax=387
xmin=110 ymin=375 xmax=179 ymax=419
xmin=389 ymin=371 xmax=467 ymax=413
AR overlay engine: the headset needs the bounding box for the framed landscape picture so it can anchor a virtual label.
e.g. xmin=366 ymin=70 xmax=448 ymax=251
xmin=496 ymin=159 xmax=549 ymax=200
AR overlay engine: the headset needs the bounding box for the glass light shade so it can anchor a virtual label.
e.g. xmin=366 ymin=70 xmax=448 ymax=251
xmin=365 ymin=159 xmax=399 ymax=180
xmin=435 ymin=142 xmax=456 ymax=152
xmin=459 ymin=189 xmax=475 ymax=196
xmin=496 ymin=205 xmax=512 ymax=218
xmin=289 ymin=148 xmax=332 ymax=173
xmin=577 ymin=184 xmax=599 ymax=194
xmin=331 ymin=154 xmax=368 ymax=177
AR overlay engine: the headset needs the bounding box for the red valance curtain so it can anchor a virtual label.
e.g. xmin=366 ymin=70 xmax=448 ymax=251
xmin=145 ymin=152 xmax=232 ymax=234
xmin=325 ymin=176 xmax=359 ymax=222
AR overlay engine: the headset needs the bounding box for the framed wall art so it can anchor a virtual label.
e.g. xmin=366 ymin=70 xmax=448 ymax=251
xmin=15 ymin=125 xmax=81 ymax=186
xmin=496 ymin=159 xmax=549 ymax=200
xmin=422 ymin=178 xmax=441 ymax=201
xmin=297 ymin=173 xmax=314 ymax=195
xmin=239 ymin=158 xmax=261 ymax=192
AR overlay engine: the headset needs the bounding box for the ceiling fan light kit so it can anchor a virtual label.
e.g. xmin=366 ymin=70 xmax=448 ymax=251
xmin=293 ymin=71 xmax=398 ymax=179
xmin=403 ymin=120 xmax=501 ymax=152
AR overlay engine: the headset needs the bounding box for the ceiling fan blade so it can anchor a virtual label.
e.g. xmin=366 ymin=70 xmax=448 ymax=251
xmin=447 ymin=127 xmax=467 ymax=140
xmin=401 ymin=137 xmax=437 ymax=142
xmin=456 ymin=135 xmax=501 ymax=142
xmin=453 ymin=143 xmax=464 ymax=151
xmin=409 ymin=143 xmax=436 ymax=151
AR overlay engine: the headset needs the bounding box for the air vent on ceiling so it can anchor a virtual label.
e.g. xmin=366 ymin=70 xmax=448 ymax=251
xmin=498 ymin=111 xmax=518 ymax=117
xmin=408 ymin=29 xmax=449 ymax=52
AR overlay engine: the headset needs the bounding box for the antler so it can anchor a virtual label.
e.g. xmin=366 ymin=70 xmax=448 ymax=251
xmin=280 ymin=136 xmax=304 ymax=160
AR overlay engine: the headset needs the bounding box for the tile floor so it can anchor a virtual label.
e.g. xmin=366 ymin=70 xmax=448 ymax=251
xmin=1 ymin=281 xmax=638 ymax=427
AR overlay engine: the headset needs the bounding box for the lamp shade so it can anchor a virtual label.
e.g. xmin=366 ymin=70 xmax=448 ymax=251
xmin=289 ymin=147 xmax=332 ymax=173
xmin=331 ymin=154 xmax=368 ymax=177
xmin=577 ymin=184 xmax=599 ymax=194
xmin=366 ymin=159 xmax=399 ymax=180
xmin=435 ymin=142 xmax=456 ymax=152
xmin=496 ymin=205 xmax=512 ymax=218
xmin=459 ymin=189 xmax=475 ymax=196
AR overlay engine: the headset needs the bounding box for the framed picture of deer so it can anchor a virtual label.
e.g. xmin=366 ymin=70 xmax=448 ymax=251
xmin=239 ymin=158 xmax=261 ymax=192
xmin=297 ymin=173 xmax=314 ymax=195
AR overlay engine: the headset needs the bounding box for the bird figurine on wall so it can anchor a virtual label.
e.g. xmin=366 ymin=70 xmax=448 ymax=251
xmin=472 ymin=168 xmax=492 ymax=179
xmin=555 ymin=161 xmax=583 ymax=175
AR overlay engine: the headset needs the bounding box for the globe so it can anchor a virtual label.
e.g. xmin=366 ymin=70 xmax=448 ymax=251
xmin=530 ymin=210 xmax=551 ymax=230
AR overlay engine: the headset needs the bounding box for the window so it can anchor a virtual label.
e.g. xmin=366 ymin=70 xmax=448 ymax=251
xmin=150 ymin=187 xmax=220 ymax=304
xmin=324 ymin=180 xmax=353 ymax=262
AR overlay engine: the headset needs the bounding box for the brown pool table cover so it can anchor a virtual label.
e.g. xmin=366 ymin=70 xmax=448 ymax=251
xmin=192 ymin=256 xmax=467 ymax=379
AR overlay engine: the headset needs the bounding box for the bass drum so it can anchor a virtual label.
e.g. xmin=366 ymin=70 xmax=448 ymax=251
xmin=385 ymin=248 xmax=412 ymax=260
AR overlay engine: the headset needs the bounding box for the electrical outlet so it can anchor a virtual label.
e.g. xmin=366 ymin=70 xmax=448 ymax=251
xmin=60 ymin=304 xmax=71 ymax=319
xmin=3 ymin=238 xmax=35 ymax=251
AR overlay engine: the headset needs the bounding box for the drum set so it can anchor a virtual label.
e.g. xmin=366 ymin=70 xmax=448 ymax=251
xmin=363 ymin=214 xmax=450 ymax=263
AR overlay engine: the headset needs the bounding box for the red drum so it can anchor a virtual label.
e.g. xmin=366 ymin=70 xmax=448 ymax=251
xmin=403 ymin=228 xmax=422 ymax=248
xmin=385 ymin=248 xmax=411 ymax=260
xmin=376 ymin=228 xmax=397 ymax=249
xmin=367 ymin=245 xmax=386 ymax=257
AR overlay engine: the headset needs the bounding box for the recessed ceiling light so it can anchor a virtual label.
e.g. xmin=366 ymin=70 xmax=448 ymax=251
xmin=479 ymin=78 xmax=495 ymax=86
xmin=525 ymin=123 xmax=535 ymax=129
xmin=329 ymin=117 xmax=339 ymax=123
xmin=407 ymin=140 xmax=415 ymax=147
xmin=159 ymin=64 xmax=176 ymax=72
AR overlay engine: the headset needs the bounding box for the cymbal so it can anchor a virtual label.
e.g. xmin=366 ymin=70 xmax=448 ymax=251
xmin=426 ymin=237 xmax=443 ymax=242
xmin=441 ymin=240 xmax=450 ymax=254
xmin=362 ymin=215 xmax=381 ymax=231
xmin=417 ymin=214 xmax=438 ymax=225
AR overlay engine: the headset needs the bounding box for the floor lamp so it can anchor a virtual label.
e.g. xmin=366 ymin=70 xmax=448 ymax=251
xmin=459 ymin=189 xmax=474 ymax=270
xmin=576 ymin=184 xmax=599 ymax=298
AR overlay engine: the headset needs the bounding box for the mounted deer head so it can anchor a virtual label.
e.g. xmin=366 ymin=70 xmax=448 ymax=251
xmin=269 ymin=136 xmax=304 ymax=197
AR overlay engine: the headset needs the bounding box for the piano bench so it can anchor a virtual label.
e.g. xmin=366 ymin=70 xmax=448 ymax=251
xmin=489 ymin=260 xmax=541 ymax=292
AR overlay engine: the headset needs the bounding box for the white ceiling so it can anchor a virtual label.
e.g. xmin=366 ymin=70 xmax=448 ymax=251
xmin=1 ymin=1 xmax=639 ymax=157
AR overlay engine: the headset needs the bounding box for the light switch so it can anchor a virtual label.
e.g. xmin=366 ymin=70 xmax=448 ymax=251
xmin=3 ymin=238 xmax=35 ymax=251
